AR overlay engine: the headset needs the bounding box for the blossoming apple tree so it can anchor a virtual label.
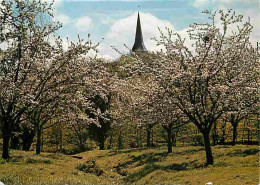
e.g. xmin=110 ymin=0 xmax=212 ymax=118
xmin=0 ymin=0 xmax=100 ymax=158
xmin=123 ymin=10 xmax=259 ymax=164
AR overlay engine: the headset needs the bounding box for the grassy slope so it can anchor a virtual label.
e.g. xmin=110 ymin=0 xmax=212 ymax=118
xmin=0 ymin=145 xmax=259 ymax=185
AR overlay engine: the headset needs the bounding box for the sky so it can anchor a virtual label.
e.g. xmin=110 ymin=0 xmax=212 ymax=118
xmin=45 ymin=0 xmax=259 ymax=59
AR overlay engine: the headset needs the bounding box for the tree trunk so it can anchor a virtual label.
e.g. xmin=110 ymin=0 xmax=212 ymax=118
xmin=118 ymin=131 xmax=123 ymax=149
xmin=247 ymin=129 xmax=251 ymax=144
xmin=41 ymin=130 xmax=44 ymax=152
xmin=230 ymin=114 xmax=241 ymax=146
xmin=10 ymin=135 xmax=20 ymax=149
xmin=78 ymin=134 xmax=85 ymax=152
xmin=172 ymin=134 xmax=177 ymax=147
xmin=99 ymin=134 xmax=105 ymax=150
xmin=108 ymin=129 xmax=113 ymax=149
xmin=26 ymin=137 xmax=34 ymax=151
xmin=56 ymin=135 xmax=59 ymax=151
xmin=172 ymin=129 xmax=178 ymax=147
xmin=151 ymin=128 xmax=154 ymax=146
xmin=59 ymin=128 xmax=63 ymax=152
xmin=203 ymin=132 xmax=214 ymax=165
xmin=146 ymin=126 xmax=151 ymax=148
xmin=2 ymin=131 xmax=11 ymax=159
xmin=212 ymin=122 xmax=218 ymax=146
xmin=242 ymin=122 xmax=245 ymax=144
xmin=22 ymin=129 xmax=35 ymax=151
xmin=232 ymin=123 xmax=238 ymax=146
xmin=22 ymin=129 xmax=29 ymax=151
xmin=22 ymin=139 xmax=27 ymax=151
xmin=219 ymin=120 xmax=227 ymax=145
xmin=2 ymin=120 xmax=12 ymax=159
xmin=167 ymin=128 xmax=172 ymax=153
xmin=36 ymin=127 xmax=42 ymax=155
xmin=99 ymin=139 xmax=105 ymax=150
xmin=136 ymin=128 xmax=142 ymax=148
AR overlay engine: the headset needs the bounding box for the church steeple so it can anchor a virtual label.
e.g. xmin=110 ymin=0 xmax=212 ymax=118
xmin=132 ymin=12 xmax=147 ymax=52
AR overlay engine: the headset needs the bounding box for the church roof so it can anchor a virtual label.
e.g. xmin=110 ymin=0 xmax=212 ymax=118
xmin=132 ymin=12 xmax=147 ymax=52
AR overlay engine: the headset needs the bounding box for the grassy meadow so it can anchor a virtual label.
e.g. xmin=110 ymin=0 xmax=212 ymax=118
xmin=0 ymin=145 xmax=259 ymax=185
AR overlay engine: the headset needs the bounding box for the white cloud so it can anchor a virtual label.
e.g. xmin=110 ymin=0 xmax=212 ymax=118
xmin=100 ymin=12 xmax=175 ymax=59
xmin=216 ymin=0 xmax=256 ymax=6
xmin=193 ymin=0 xmax=259 ymax=8
xmin=75 ymin=0 xmax=153 ymax=1
xmin=217 ymin=0 xmax=234 ymax=4
xmin=54 ymin=13 xmax=71 ymax=25
xmin=193 ymin=0 xmax=209 ymax=7
xmin=76 ymin=16 xmax=93 ymax=32
xmin=101 ymin=17 xmax=117 ymax=25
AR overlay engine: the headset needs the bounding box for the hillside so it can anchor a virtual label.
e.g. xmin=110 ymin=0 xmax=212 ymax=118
xmin=0 ymin=145 xmax=259 ymax=185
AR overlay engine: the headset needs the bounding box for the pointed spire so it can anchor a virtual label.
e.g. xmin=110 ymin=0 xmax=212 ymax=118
xmin=132 ymin=12 xmax=147 ymax=52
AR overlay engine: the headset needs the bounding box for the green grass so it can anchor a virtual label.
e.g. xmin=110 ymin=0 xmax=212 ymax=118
xmin=0 ymin=150 xmax=98 ymax=184
xmin=0 ymin=145 xmax=259 ymax=184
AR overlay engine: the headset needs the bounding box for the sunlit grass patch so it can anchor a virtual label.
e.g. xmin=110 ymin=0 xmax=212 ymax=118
xmin=0 ymin=145 xmax=259 ymax=184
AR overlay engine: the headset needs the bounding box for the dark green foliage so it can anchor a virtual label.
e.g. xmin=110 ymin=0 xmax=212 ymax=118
xmin=26 ymin=157 xmax=52 ymax=164
xmin=227 ymin=148 xmax=259 ymax=157
xmin=10 ymin=157 xmax=21 ymax=163
xmin=43 ymin=160 xmax=52 ymax=164
xmin=0 ymin=158 xmax=7 ymax=164
xmin=26 ymin=157 xmax=37 ymax=164
xmin=242 ymin=148 xmax=259 ymax=156
xmin=76 ymin=160 xmax=103 ymax=176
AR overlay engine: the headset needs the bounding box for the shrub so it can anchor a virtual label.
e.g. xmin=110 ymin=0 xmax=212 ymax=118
xmin=0 ymin=158 xmax=6 ymax=164
xmin=76 ymin=160 xmax=103 ymax=176
xmin=242 ymin=148 xmax=259 ymax=157
xmin=26 ymin=157 xmax=52 ymax=164
xmin=26 ymin=157 xmax=37 ymax=163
